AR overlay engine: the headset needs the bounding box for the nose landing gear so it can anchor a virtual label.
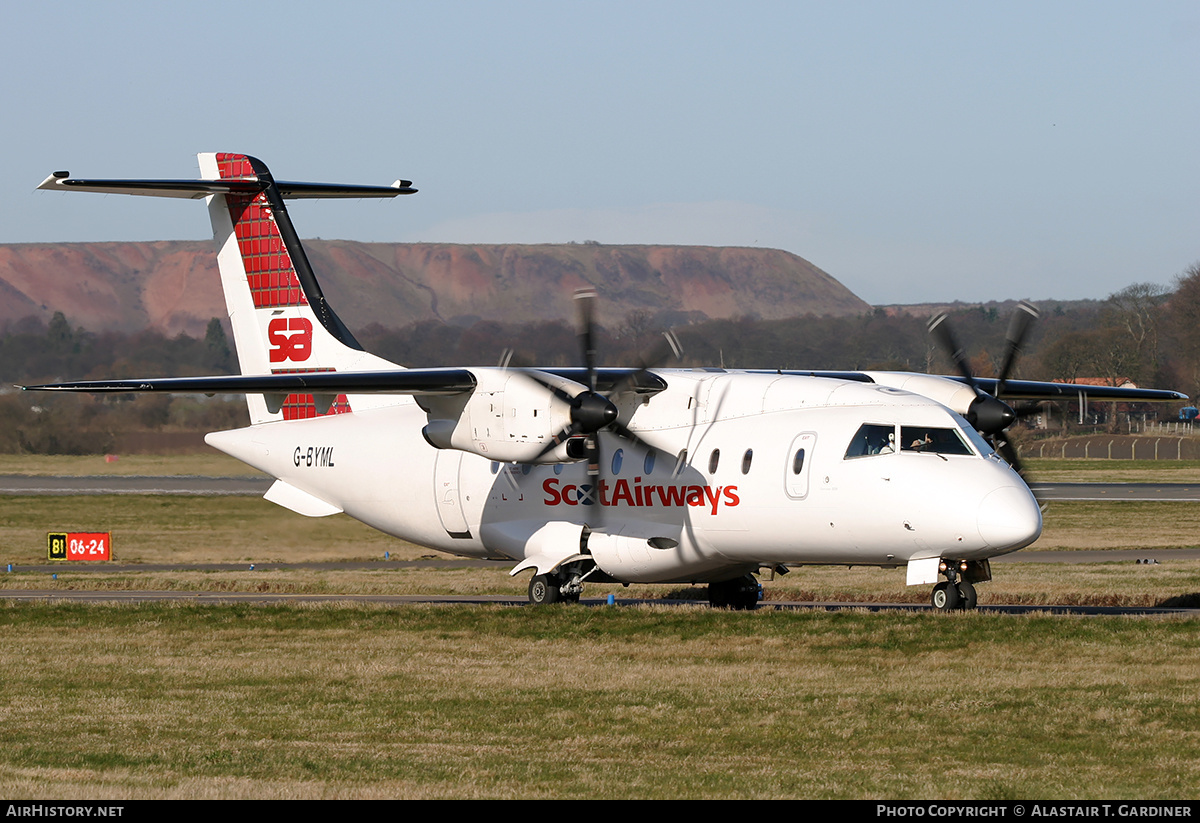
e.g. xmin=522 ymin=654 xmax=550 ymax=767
xmin=931 ymin=561 xmax=979 ymax=611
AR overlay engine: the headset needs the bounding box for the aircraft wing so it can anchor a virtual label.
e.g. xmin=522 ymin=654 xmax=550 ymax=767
xmin=20 ymin=368 xmax=477 ymax=396
xmin=770 ymin=370 xmax=1187 ymax=402
xmin=943 ymin=376 xmax=1186 ymax=402
xmin=20 ymin=367 xmax=667 ymax=397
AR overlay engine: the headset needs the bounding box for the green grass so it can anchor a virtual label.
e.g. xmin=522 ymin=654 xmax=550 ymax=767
xmin=0 ymin=603 xmax=1196 ymax=799
xmin=6 ymin=557 xmax=1199 ymax=608
xmin=0 ymin=454 xmax=1197 ymax=799
xmin=1025 ymin=458 xmax=1200 ymax=483
xmin=0 ymin=495 xmax=430 ymax=565
xmin=1034 ymin=500 xmax=1200 ymax=552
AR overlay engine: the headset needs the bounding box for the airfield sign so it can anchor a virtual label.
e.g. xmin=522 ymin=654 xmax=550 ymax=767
xmin=47 ymin=532 xmax=112 ymax=562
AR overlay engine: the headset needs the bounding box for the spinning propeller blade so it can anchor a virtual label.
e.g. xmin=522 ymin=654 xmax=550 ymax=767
xmin=929 ymin=302 xmax=1041 ymax=483
xmin=526 ymin=289 xmax=682 ymax=516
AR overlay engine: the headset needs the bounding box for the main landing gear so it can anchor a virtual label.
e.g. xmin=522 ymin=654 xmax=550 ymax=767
xmin=931 ymin=560 xmax=979 ymax=612
xmin=526 ymin=566 xmax=765 ymax=610
xmin=708 ymin=574 xmax=762 ymax=610
xmin=527 ymin=572 xmax=580 ymax=604
xmin=527 ymin=563 xmax=591 ymax=605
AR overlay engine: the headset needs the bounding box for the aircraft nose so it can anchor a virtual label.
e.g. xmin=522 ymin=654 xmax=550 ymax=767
xmin=977 ymin=484 xmax=1042 ymax=551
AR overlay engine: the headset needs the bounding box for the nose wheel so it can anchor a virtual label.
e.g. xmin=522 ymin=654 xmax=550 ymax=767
xmin=931 ymin=572 xmax=978 ymax=612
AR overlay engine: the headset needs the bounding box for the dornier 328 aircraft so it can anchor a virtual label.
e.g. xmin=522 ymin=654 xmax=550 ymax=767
xmin=30 ymin=154 xmax=1187 ymax=610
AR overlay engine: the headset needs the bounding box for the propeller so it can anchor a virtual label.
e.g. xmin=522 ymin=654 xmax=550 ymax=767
xmin=525 ymin=289 xmax=681 ymax=508
xmin=928 ymin=301 xmax=1042 ymax=476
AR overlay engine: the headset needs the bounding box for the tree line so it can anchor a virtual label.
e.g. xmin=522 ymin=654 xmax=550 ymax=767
xmin=2 ymin=263 xmax=1197 ymax=453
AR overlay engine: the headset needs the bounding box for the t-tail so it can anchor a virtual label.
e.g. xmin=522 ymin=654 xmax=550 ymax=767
xmin=38 ymin=153 xmax=418 ymax=424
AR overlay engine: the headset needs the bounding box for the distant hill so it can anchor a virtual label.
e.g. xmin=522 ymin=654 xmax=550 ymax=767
xmin=0 ymin=241 xmax=871 ymax=337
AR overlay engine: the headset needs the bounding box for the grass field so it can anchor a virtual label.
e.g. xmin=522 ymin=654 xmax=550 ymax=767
xmin=1024 ymin=458 xmax=1200 ymax=483
xmin=0 ymin=603 xmax=1196 ymax=799
xmin=0 ymin=455 xmax=1197 ymax=799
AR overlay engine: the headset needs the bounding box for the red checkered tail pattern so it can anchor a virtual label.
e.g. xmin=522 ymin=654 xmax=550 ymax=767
xmin=198 ymin=153 xmax=410 ymax=424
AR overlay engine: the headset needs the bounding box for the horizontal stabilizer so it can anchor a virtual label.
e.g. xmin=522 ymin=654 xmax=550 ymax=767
xmin=37 ymin=173 xmax=416 ymax=199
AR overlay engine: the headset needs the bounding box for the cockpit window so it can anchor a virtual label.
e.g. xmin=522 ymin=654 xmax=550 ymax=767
xmin=955 ymin=417 xmax=995 ymax=457
xmin=844 ymin=424 xmax=896 ymax=459
xmin=900 ymin=426 xmax=974 ymax=456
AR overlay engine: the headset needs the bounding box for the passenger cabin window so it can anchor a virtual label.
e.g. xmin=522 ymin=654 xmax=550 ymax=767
xmin=792 ymin=448 xmax=805 ymax=475
xmin=708 ymin=449 xmax=720 ymax=474
xmin=611 ymin=448 xmax=624 ymax=474
xmin=844 ymin=424 xmax=896 ymax=459
xmin=644 ymin=449 xmax=657 ymax=475
xmin=900 ymin=427 xmax=974 ymax=456
xmin=741 ymin=449 xmax=753 ymax=474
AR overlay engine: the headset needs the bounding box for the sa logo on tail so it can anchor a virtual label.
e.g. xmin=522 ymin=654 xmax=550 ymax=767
xmin=268 ymin=318 xmax=314 ymax=363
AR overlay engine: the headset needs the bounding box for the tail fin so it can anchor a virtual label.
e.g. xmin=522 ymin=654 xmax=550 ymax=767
xmin=37 ymin=153 xmax=416 ymax=424
xmin=199 ymin=153 xmax=415 ymax=423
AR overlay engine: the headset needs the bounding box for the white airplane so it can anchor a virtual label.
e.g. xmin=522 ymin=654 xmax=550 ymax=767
xmin=29 ymin=154 xmax=1187 ymax=610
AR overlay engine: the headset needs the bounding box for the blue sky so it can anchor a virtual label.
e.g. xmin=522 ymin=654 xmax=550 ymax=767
xmin=2 ymin=1 xmax=1196 ymax=305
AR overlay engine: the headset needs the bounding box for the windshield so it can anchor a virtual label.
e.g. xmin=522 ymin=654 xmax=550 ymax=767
xmin=900 ymin=426 xmax=974 ymax=456
xmin=844 ymin=424 xmax=896 ymax=458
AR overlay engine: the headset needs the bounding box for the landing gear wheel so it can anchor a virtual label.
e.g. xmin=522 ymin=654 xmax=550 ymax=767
xmin=931 ymin=581 xmax=960 ymax=612
xmin=956 ymin=581 xmax=977 ymax=611
xmin=528 ymin=574 xmax=561 ymax=605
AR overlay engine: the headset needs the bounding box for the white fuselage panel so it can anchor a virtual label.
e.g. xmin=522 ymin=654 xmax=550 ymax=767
xmin=205 ymin=371 xmax=1042 ymax=582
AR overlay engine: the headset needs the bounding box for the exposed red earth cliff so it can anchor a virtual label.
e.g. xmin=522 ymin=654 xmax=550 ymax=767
xmin=0 ymin=241 xmax=870 ymax=336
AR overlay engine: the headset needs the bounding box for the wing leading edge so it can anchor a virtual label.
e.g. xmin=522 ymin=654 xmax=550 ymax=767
xmin=20 ymin=367 xmax=668 ymax=397
xmin=770 ymin=370 xmax=1187 ymax=403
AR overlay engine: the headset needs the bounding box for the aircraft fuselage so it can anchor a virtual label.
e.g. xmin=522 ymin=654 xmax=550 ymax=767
xmin=207 ymin=370 xmax=1042 ymax=584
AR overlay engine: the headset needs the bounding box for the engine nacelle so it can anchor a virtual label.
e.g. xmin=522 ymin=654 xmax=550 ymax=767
xmin=418 ymin=368 xmax=582 ymax=463
xmin=863 ymin=372 xmax=979 ymax=418
xmin=863 ymin=371 xmax=1016 ymax=435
